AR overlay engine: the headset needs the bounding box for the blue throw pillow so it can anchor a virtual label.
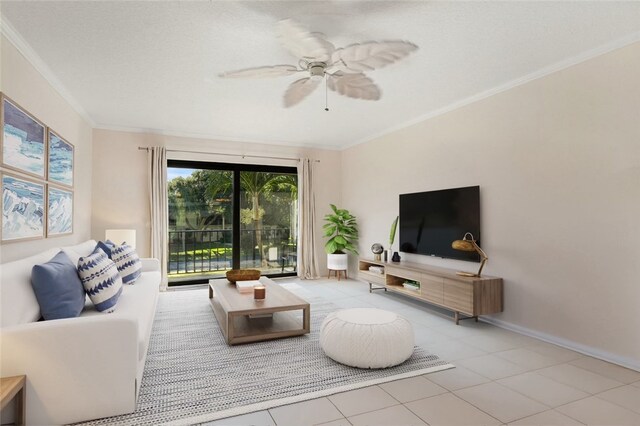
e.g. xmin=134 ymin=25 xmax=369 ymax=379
xmin=31 ymin=251 xmax=85 ymax=320
xmin=78 ymin=248 xmax=123 ymax=313
xmin=94 ymin=240 xmax=116 ymax=259
xmin=111 ymin=243 xmax=142 ymax=284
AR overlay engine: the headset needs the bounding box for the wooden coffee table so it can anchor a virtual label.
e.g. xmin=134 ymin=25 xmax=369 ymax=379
xmin=208 ymin=277 xmax=310 ymax=345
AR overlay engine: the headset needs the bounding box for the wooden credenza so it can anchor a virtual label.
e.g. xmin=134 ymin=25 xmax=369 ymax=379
xmin=357 ymin=258 xmax=503 ymax=324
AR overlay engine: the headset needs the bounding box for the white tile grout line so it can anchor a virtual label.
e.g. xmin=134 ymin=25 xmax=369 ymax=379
xmin=404 ymin=391 xmax=503 ymax=425
xmin=267 ymin=409 xmax=277 ymax=426
xmin=325 ymin=394 xmax=357 ymax=425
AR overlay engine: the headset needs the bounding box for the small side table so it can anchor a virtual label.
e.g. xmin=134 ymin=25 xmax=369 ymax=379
xmin=1 ymin=375 xmax=26 ymax=426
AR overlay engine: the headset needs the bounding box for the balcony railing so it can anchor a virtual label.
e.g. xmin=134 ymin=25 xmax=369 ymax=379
xmin=168 ymin=228 xmax=297 ymax=278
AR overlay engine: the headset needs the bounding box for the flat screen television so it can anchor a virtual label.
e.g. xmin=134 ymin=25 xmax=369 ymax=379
xmin=399 ymin=186 xmax=480 ymax=262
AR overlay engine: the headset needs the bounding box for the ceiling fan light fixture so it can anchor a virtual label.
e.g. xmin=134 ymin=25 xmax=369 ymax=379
xmin=309 ymin=63 xmax=326 ymax=80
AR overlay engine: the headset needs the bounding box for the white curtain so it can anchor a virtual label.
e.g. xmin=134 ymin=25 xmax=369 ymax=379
xmin=148 ymin=147 xmax=168 ymax=290
xmin=297 ymin=158 xmax=319 ymax=279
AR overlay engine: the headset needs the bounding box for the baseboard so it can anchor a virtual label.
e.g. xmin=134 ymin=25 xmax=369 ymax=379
xmin=481 ymin=317 xmax=640 ymax=373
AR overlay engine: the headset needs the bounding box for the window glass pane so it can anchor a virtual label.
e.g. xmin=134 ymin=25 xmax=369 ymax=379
xmin=239 ymin=171 xmax=298 ymax=275
xmin=168 ymin=167 xmax=233 ymax=283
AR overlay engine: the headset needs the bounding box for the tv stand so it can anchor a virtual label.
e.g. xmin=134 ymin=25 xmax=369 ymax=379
xmin=357 ymin=258 xmax=503 ymax=324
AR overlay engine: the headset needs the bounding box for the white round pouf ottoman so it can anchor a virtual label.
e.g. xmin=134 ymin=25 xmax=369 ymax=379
xmin=320 ymin=308 xmax=414 ymax=369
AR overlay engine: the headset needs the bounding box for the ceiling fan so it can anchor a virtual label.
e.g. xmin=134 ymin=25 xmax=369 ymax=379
xmin=219 ymin=19 xmax=418 ymax=108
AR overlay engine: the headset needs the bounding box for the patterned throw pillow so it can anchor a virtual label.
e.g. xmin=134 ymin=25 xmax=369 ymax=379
xmin=77 ymin=248 xmax=123 ymax=313
xmin=111 ymin=243 xmax=142 ymax=284
xmin=95 ymin=240 xmax=116 ymax=259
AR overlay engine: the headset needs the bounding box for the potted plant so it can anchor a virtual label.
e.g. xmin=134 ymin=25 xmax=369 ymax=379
xmin=323 ymin=204 xmax=358 ymax=272
xmin=388 ymin=215 xmax=398 ymax=261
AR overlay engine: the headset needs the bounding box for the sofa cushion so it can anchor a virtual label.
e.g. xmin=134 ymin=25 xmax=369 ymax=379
xmin=60 ymin=239 xmax=98 ymax=271
xmin=78 ymin=249 xmax=123 ymax=313
xmin=31 ymin=251 xmax=86 ymax=320
xmin=81 ymin=270 xmax=160 ymax=360
xmin=111 ymin=244 xmax=142 ymax=284
xmin=61 ymin=239 xmax=98 ymax=258
xmin=0 ymin=248 xmax=60 ymax=327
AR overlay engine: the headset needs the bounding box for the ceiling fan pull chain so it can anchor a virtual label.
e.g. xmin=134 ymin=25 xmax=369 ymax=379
xmin=325 ymin=77 xmax=329 ymax=112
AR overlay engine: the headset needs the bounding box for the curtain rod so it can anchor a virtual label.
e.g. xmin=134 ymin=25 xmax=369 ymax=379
xmin=137 ymin=147 xmax=320 ymax=163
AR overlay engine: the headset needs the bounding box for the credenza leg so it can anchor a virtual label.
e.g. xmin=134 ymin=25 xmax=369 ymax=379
xmin=368 ymin=283 xmax=388 ymax=293
xmin=454 ymin=312 xmax=479 ymax=325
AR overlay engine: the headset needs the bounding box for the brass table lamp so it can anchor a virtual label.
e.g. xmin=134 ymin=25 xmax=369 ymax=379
xmin=451 ymin=232 xmax=488 ymax=277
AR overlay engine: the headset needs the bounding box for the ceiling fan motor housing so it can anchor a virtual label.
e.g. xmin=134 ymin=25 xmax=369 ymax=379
xmin=309 ymin=62 xmax=326 ymax=80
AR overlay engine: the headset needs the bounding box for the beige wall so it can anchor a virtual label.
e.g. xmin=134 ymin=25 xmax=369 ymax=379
xmin=91 ymin=129 xmax=341 ymax=272
xmin=342 ymin=42 xmax=640 ymax=368
xmin=0 ymin=35 xmax=93 ymax=263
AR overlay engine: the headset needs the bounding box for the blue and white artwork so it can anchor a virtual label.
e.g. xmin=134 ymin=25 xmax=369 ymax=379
xmin=2 ymin=99 xmax=45 ymax=178
xmin=47 ymin=187 xmax=73 ymax=236
xmin=2 ymin=175 xmax=45 ymax=241
xmin=48 ymin=131 xmax=74 ymax=187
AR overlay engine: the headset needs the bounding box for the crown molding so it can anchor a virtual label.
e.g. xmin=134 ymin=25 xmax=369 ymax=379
xmin=1 ymin=16 xmax=96 ymax=127
xmin=93 ymin=123 xmax=343 ymax=151
xmin=345 ymin=31 xmax=640 ymax=150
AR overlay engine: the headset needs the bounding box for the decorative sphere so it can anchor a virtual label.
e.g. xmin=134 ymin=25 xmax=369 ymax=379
xmin=371 ymin=243 xmax=383 ymax=254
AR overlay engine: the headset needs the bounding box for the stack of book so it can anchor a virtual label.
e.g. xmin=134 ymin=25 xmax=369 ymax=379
xmin=236 ymin=280 xmax=261 ymax=294
xmin=368 ymin=266 xmax=384 ymax=274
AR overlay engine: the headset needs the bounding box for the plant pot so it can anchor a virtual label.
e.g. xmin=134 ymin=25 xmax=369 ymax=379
xmin=327 ymin=253 xmax=348 ymax=271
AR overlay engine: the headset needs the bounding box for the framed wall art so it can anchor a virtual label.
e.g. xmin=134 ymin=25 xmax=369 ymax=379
xmin=1 ymin=95 xmax=46 ymax=179
xmin=1 ymin=173 xmax=46 ymax=242
xmin=48 ymin=130 xmax=74 ymax=187
xmin=47 ymin=185 xmax=73 ymax=237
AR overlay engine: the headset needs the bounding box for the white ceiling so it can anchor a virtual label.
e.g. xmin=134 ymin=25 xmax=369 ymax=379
xmin=2 ymin=1 xmax=640 ymax=149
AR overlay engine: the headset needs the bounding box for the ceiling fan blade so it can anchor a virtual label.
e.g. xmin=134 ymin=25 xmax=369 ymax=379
xmin=331 ymin=41 xmax=418 ymax=72
xmin=328 ymin=74 xmax=381 ymax=101
xmin=219 ymin=65 xmax=300 ymax=78
xmin=325 ymin=62 xmax=361 ymax=75
xmin=283 ymin=77 xmax=321 ymax=107
xmin=276 ymin=19 xmax=335 ymax=63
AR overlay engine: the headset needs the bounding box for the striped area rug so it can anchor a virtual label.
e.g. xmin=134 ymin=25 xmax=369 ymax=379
xmin=79 ymin=283 xmax=453 ymax=425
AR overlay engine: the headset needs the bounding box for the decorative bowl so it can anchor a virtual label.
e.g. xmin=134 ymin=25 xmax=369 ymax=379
xmin=226 ymin=269 xmax=261 ymax=283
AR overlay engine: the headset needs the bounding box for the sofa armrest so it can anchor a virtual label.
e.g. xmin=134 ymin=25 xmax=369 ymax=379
xmin=140 ymin=257 xmax=160 ymax=272
xmin=0 ymin=316 xmax=138 ymax=425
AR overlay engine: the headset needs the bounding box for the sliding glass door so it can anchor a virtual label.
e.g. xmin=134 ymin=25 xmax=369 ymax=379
xmin=167 ymin=161 xmax=297 ymax=285
xmin=239 ymin=171 xmax=298 ymax=274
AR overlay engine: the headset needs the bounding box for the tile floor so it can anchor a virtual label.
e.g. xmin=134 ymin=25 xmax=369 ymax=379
xmin=205 ymin=278 xmax=640 ymax=426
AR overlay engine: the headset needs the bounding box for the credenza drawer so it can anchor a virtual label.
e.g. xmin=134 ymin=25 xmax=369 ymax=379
xmin=443 ymin=279 xmax=473 ymax=314
xmin=386 ymin=265 xmax=421 ymax=282
xmin=420 ymin=273 xmax=444 ymax=305
xmin=358 ymin=270 xmax=386 ymax=285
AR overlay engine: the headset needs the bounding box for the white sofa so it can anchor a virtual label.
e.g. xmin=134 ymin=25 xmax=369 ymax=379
xmin=0 ymin=240 xmax=161 ymax=425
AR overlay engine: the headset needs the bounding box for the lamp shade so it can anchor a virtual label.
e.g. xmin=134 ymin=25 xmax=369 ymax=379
xmin=451 ymin=232 xmax=487 ymax=277
xmin=105 ymin=229 xmax=136 ymax=249
xmin=451 ymin=239 xmax=476 ymax=252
